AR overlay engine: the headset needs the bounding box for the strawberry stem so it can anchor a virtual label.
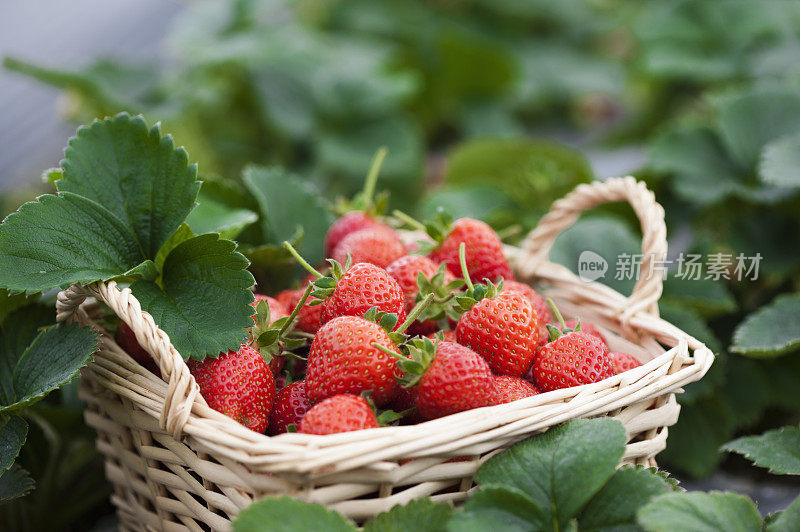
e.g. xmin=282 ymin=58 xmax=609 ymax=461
xmin=459 ymin=243 xmax=474 ymax=292
xmin=362 ymin=147 xmax=387 ymax=212
xmin=283 ymin=241 xmax=324 ymax=278
xmin=395 ymin=293 xmax=434 ymax=334
xmin=392 ymin=209 xmax=427 ymax=232
xmin=371 ymin=341 xmax=405 ymax=361
xmin=279 ymin=283 xmax=314 ymax=337
xmin=547 ymin=298 xmax=567 ymax=329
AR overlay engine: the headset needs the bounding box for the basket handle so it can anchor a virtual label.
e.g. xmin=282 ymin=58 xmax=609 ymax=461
xmin=56 ymin=281 xmax=200 ymax=439
xmin=517 ymin=176 xmax=667 ymax=317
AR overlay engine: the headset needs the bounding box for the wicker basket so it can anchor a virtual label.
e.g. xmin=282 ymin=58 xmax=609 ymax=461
xmin=56 ymin=177 xmax=713 ymax=531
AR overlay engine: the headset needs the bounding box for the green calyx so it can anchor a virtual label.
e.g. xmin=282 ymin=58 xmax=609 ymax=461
xmin=392 ymin=207 xmax=454 ymax=255
xmin=545 ymin=298 xmax=581 ymax=342
xmin=447 ymin=242 xmax=503 ymax=316
xmin=414 ymin=264 xmax=466 ymax=325
xmin=359 ymin=390 xmax=412 ymax=426
xmin=250 ymin=285 xmax=313 ymax=363
xmin=332 ymin=147 xmax=390 ymax=217
xmin=283 ymin=240 xmax=345 ymax=303
xmin=382 ymin=336 xmax=439 ymax=388
xmin=364 ymin=293 xmax=434 ymax=345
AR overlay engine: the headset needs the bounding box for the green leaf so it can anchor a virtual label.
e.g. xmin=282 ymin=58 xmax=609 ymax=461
xmin=716 ymin=89 xmax=800 ymax=170
xmin=232 ymin=496 xmax=356 ymax=532
xmin=0 ymin=465 xmax=35 ymax=501
xmin=418 ymin=186 xmax=515 ymax=227
xmin=131 ymin=234 xmax=254 ymax=360
xmin=476 ymin=418 xmax=626 ymax=527
xmin=731 ymin=294 xmax=800 ymax=357
xmin=767 ymin=494 xmax=800 ymax=532
xmin=549 ymin=216 xmax=640 ymax=296
xmin=364 ymin=499 xmax=453 ymax=532
xmin=0 ymin=304 xmax=55 ymax=406
xmin=315 ymin=115 xmax=424 ymax=191
xmin=154 ymin=223 xmax=195 ymax=272
xmin=0 ymin=193 xmax=146 ymax=292
xmin=0 ymin=323 xmax=98 ymax=414
xmin=0 ymin=417 xmax=27 ymax=473
xmin=722 ymin=426 xmax=800 ymax=475
xmin=659 ymin=302 xmax=722 ymax=354
xmin=0 ymin=290 xmax=39 ymax=324
xmin=445 ymin=138 xmax=592 ymax=215
xmin=186 ymin=190 xmax=258 ymax=240
xmin=578 ymin=466 xmax=671 ymax=531
xmin=243 ymin=166 xmax=332 ymax=267
xmin=759 ymin=133 xmax=800 ymax=188
xmin=661 ymin=277 xmax=736 ymax=318
xmin=447 ymin=486 xmax=547 ymax=532
xmin=58 ymin=113 xmax=201 ymax=258
xmin=637 ymin=492 xmax=762 ymax=532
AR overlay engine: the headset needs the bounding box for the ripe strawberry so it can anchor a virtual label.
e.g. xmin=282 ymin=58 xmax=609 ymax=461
xmin=275 ymin=288 xmax=322 ymax=334
xmin=188 ymin=344 xmax=276 ymax=434
xmin=115 ymin=321 xmax=151 ymax=364
xmin=427 ymin=216 xmax=513 ymax=283
xmin=396 ymin=339 xmax=496 ymax=420
xmin=386 ymin=255 xmax=446 ymax=309
xmin=609 ymin=352 xmax=642 ymax=374
xmin=298 ymin=394 xmax=379 ymax=435
xmin=331 ymin=226 xmax=405 ymax=269
xmin=251 ymin=294 xmax=288 ymax=324
xmin=561 ymin=319 xmax=607 ymax=346
xmin=306 ymin=316 xmax=401 ymax=406
xmin=319 ymin=262 xmax=407 ymax=326
xmin=268 ymin=380 xmax=311 ymax=435
xmin=426 ymin=329 xmax=457 ymax=343
xmin=456 ymin=291 xmax=540 ymax=376
xmin=503 ymin=281 xmax=552 ymax=350
xmin=532 ymin=306 xmax=614 ymax=392
xmin=494 ymin=376 xmax=540 ymax=404
xmin=324 ymin=212 xmax=385 ymax=257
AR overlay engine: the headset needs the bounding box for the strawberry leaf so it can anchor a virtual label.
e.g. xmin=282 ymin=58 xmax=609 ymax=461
xmin=57 ymin=113 xmax=201 ymax=259
xmin=0 ymin=417 xmax=27 ymax=474
xmin=0 ymin=193 xmax=150 ymax=293
xmin=475 ymin=418 xmax=626 ymax=528
xmin=131 ymin=234 xmax=255 ymax=360
xmin=0 ymin=465 xmax=35 ymax=501
xmin=448 ymin=485 xmax=548 ymax=531
xmin=767 ymin=494 xmax=800 ymax=532
xmin=636 ymin=492 xmax=762 ymax=532
xmin=722 ymin=426 xmax=800 ymax=476
xmin=731 ymin=294 xmax=800 ymax=358
xmin=759 ymin=133 xmax=800 ymax=188
xmin=232 ymin=496 xmax=356 ymax=532
xmin=0 ymin=322 xmax=98 ymax=414
xmin=363 ymin=499 xmax=452 ymax=532
xmin=186 ymin=187 xmax=258 ymax=240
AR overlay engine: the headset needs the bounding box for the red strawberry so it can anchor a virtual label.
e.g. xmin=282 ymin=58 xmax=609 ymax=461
xmin=306 ymin=316 xmax=401 ymax=406
xmin=426 ymin=330 xmax=458 ymax=343
xmin=268 ymin=380 xmax=311 ymax=435
xmin=276 ymin=288 xmax=322 ymax=334
xmin=324 ymin=212 xmax=385 ymax=257
xmin=386 ymin=255 xmax=447 ymax=309
xmin=251 ymin=294 xmax=288 ymax=323
xmin=428 ymin=217 xmax=513 ymax=283
xmin=298 ymin=394 xmax=379 ymax=435
xmin=561 ymin=319 xmax=607 ymax=346
xmin=188 ymin=344 xmax=276 ymax=433
xmin=397 ymin=339 xmax=496 ymax=420
xmin=456 ymin=292 xmax=540 ymax=376
xmin=319 ymin=262 xmax=407 ymax=327
xmin=609 ymin=352 xmax=642 ymax=374
xmin=332 ymin=226 xmax=405 ymax=269
xmin=503 ymin=281 xmax=552 ymax=350
xmin=532 ymin=329 xmax=614 ymax=392
xmin=115 ymin=321 xmax=151 ymax=364
xmin=494 ymin=376 xmax=540 ymax=404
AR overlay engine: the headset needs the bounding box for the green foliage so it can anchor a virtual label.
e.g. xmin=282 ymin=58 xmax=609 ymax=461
xmin=363 ymin=499 xmax=452 ymax=532
xmin=767 ymin=495 xmax=800 ymax=532
xmin=731 ymin=294 xmax=800 ymax=357
xmin=0 ymin=417 xmax=27 ymax=474
xmin=233 ymin=496 xmax=356 ymax=532
xmin=637 ymin=492 xmax=763 ymax=532
xmin=130 ymin=234 xmax=254 ymax=360
xmin=722 ymin=426 xmax=800 ymax=476
xmin=0 ymin=466 xmax=35 ymax=502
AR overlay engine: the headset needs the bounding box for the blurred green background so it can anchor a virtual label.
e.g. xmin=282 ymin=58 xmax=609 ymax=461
xmin=2 ymin=0 xmax=800 ymax=529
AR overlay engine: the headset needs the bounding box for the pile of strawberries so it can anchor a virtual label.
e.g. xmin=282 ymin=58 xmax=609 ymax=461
xmin=116 ymin=172 xmax=643 ymax=437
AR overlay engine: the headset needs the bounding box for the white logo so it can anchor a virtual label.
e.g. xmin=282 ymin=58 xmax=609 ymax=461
xmin=578 ymin=251 xmax=608 ymax=282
